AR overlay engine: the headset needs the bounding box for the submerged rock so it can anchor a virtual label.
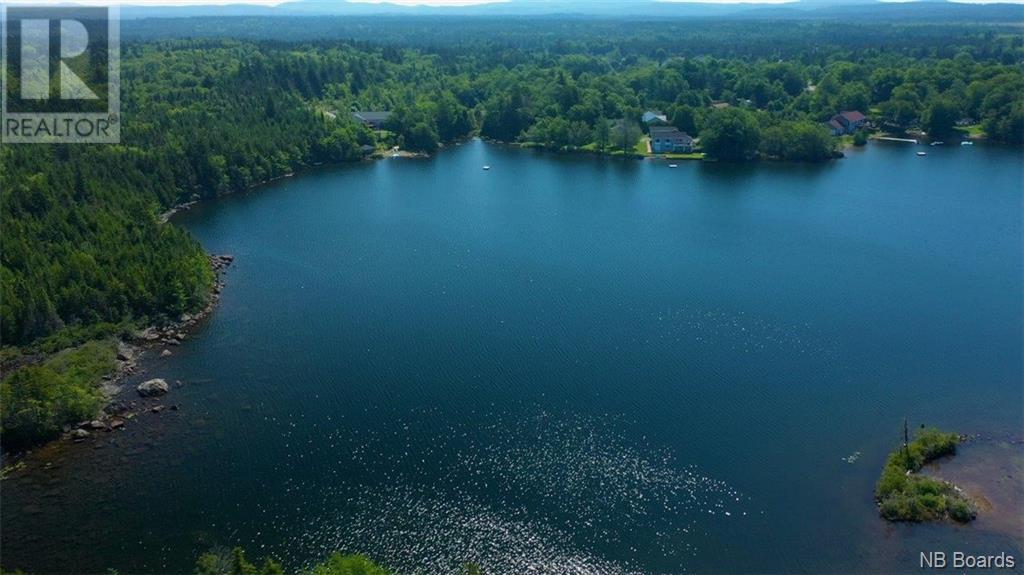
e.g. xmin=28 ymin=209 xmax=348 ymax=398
xmin=104 ymin=400 xmax=130 ymax=415
xmin=160 ymin=349 xmax=172 ymax=358
xmin=137 ymin=378 xmax=169 ymax=397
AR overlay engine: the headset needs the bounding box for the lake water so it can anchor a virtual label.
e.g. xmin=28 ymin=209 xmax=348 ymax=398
xmin=3 ymin=140 xmax=1022 ymax=574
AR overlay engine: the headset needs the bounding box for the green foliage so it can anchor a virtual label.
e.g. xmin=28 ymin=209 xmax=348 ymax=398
xmin=701 ymin=108 xmax=761 ymax=162
xmin=760 ymin=121 xmax=838 ymax=162
xmin=195 ymin=547 xmax=284 ymax=575
xmin=307 ymin=553 xmax=390 ymax=575
xmin=195 ymin=549 xmax=390 ymax=575
xmin=613 ymin=121 xmax=643 ymax=155
xmin=923 ymin=97 xmax=960 ymax=138
xmin=875 ymin=426 xmax=974 ymax=523
xmin=0 ymin=340 xmax=116 ymax=449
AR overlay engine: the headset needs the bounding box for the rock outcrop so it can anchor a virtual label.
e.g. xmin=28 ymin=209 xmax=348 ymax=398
xmin=137 ymin=378 xmax=169 ymax=397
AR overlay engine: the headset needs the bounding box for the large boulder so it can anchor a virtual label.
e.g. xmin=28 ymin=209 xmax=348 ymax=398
xmin=137 ymin=378 xmax=169 ymax=397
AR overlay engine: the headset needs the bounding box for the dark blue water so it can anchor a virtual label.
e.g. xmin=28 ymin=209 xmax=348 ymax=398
xmin=3 ymin=140 xmax=1022 ymax=574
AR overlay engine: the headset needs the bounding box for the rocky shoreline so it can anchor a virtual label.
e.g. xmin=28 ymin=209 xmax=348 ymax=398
xmin=56 ymin=254 xmax=234 ymax=445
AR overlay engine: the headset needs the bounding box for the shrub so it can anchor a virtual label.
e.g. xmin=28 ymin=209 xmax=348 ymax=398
xmin=874 ymin=425 xmax=975 ymax=523
xmin=195 ymin=549 xmax=393 ymax=575
xmin=0 ymin=339 xmax=115 ymax=449
xmin=948 ymin=498 xmax=977 ymax=523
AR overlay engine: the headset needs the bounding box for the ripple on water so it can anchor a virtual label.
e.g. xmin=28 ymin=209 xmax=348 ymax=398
xmin=264 ymin=408 xmax=750 ymax=574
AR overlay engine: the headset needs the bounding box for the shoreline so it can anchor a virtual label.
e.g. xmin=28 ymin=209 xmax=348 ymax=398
xmin=0 ymin=254 xmax=233 ymax=465
xmin=82 ymin=254 xmax=235 ymax=436
xmin=2 ymin=144 xmax=422 ymax=460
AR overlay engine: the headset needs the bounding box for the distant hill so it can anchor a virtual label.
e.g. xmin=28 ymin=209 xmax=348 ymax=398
xmin=119 ymin=0 xmax=1024 ymax=21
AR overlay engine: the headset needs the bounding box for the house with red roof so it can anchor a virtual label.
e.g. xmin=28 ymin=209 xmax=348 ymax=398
xmin=826 ymin=110 xmax=867 ymax=136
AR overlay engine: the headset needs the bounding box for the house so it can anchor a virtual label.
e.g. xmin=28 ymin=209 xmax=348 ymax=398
xmin=352 ymin=111 xmax=392 ymax=130
xmin=826 ymin=110 xmax=866 ymax=135
xmin=826 ymin=118 xmax=846 ymax=137
xmin=649 ymin=126 xmax=694 ymax=154
xmin=642 ymin=111 xmax=668 ymax=125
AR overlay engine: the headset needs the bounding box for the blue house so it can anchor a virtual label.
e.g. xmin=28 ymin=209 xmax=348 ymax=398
xmin=650 ymin=126 xmax=694 ymax=154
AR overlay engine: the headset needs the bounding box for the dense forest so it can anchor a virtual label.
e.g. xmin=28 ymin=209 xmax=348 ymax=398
xmin=2 ymin=17 xmax=1022 ymax=448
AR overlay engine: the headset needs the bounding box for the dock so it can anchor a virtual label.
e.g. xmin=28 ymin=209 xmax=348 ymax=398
xmin=873 ymin=136 xmax=919 ymax=144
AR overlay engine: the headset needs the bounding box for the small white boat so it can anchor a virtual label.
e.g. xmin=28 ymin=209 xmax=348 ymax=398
xmin=483 ymin=165 xmax=491 ymax=171
xmin=668 ymin=164 xmax=678 ymax=169
xmin=930 ymin=141 xmax=944 ymax=146
xmin=961 ymin=141 xmax=974 ymax=146
xmin=916 ymin=151 xmax=927 ymax=157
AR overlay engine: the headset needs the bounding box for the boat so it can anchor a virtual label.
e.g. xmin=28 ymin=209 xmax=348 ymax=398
xmin=668 ymin=164 xmax=678 ymax=169
xmin=961 ymin=141 xmax=974 ymax=146
xmin=930 ymin=141 xmax=944 ymax=146
xmin=483 ymin=165 xmax=491 ymax=170
xmin=916 ymin=151 xmax=927 ymax=157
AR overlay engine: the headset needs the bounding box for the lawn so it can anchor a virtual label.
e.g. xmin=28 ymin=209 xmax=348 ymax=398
xmin=665 ymin=152 xmax=705 ymax=160
xmin=955 ymin=124 xmax=987 ymax=139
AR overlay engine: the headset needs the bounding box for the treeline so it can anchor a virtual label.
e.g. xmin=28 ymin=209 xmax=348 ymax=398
xmin=311 ymin=33 xmax=1022 ymax=158
xmin=1 ymin=42 xmax=369 ymax=348
xmin=123 ymin=16 xmax=1024 ymax=63
xmin=5 ymin=30 xmax=1024 ymax=342
xmin=5 ymin=32 xmax=1024 ymax=347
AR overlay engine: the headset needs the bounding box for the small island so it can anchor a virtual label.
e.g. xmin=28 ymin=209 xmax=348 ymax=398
xmin=875 ymin=424 xmax=976 ymax=523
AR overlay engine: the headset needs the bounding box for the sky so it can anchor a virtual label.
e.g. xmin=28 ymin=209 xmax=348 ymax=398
xmin=3 ymin=0 xmax=1021 ymax=7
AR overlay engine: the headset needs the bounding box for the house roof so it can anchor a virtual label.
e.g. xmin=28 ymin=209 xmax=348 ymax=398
xmin=353 ymin=111 xmax=392 ymax=123
xmin=642 ymin=111 xmax=668 ymax=123
xmin=839 ymin=110 xmax=866 ymax=123
xmin=649 ymin=126 xmax=693 ymax=142
xmin=827 ymin=119 xmax=844 ymax=130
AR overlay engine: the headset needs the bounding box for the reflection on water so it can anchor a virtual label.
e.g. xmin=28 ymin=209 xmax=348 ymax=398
xmin=284 ymin=410 xmax=748 ymax=574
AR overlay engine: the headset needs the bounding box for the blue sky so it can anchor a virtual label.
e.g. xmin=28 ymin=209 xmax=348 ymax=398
xmin=8 ymin=0 xmax=1022 ymax=7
